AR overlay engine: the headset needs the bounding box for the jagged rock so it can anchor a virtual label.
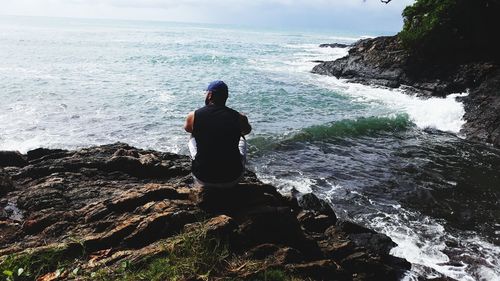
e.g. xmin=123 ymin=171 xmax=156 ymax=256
xmin=26 ymin=148 xmax=68 ymax=161
xmin=22 ymin=211 xmax=66 ymax=235
xmin=297 ymin=211 xmax=336 ymax=233
xmin=247 ymin=244 xmax=303 ymax=264
xmin=105 ymin=155 xmax=143 ymax=175
xmin=462 ymin=69 xmax=500 ymax=147
xmin=246 ymin=243 xmax=280 ymax=259
xmin=286 ymin=259 xmax=345 ymax=280
xmin=107 ymin=184 xmax=186 ymax=213
xmin=336 ymin=220 xmax=396 ymax=256
xmin=191 ymin=183 xmax=291 ymax=214
xmin=203 ymin=215 xmax=238 ymax=238
xmin=0 ymin=169 xmax=14 ymax=196
xmin=112 ymin=148 xmax=139 ymax=158
xmin=298 ymin=193 xmax=337 ymax=223
xmin=236 ymin=205 xmax=321 ymax=258
xmin=104 ymin=152 xmax=190 ymax=179
xmin=0 ymin=221 xmax=21 ymax=245
xmin=17 ymin=187 xmax=68 ymax=212
xmin=319 ymin=43 xmax=350 ymax=48
xmin=0 ymin=151 xmax=27 ymax=167
xmin=341 ymin=251 xmax=410 ymax=281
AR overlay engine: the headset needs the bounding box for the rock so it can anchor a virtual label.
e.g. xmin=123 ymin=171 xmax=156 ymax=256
xmin=203 ymin=215 xmax=238 ymax=238
xmin=0 ymin=151 xmax=27 ymax=167
xmin=318 ymin=238 xmax=354 ymax=260
xmin=107 ymin=184 xmax=186 ymax=213
xmin=0 ymin=170 xmax=14 ymax=196
xmin=297 ymin=211 xmax=336 ymax=233
xmin=237 ymin=205 xmax=311 ymax=250
xmin=246 ymin=243 xmax=280 ymax=259
xmin=313 ymin=37 xmax=408 ymax=92
xmin=341 ymin=251 xmax=410 ymax=281
xmin=336 ymin=221 xmax=396 ymax=256
xmin=83 ymin=216 xmax=144 ymax=251
xmin=104 ymin=152 xmax=190 ymax=179
xmin=286 ymin=259 xmax=345 ymax=280
xmin=319 ymin=43 xmax=350 ymax=48
xmin=122 ymin=212 xmax=173 ymax=248
xmin=0 ymin=221 xmax=21 ymax=245
xmin=105 ymin=155 xmax=143 ymax=175
xmin=112 ymin=148 xmax=139 ymax=158
xmin=336 ymin=220 xmax=376 ymax=235
xmin=273 ymin=247 xmax=303 ymax=264
xmin=17 ymin=187 xmax=68 ymax=212
xmin=191 ymin=183 xmax=290 ymax=214
xmin=298 ymin=193 xmax=337 ymax=223
xmin=22 ymin=211 xmax=64 ymax=234
xmin=461 ymin=69 xmax=500 ymax=147
xmin=26 ymin=148 xmax=67 ymax=161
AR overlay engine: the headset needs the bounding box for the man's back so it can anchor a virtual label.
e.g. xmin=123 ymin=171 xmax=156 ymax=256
xmin=192 ymin=104 xmax=243 ymax=183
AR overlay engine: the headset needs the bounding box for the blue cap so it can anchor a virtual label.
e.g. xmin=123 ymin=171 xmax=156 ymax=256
xmin=206 ymin=80 xmax=228 ymax=94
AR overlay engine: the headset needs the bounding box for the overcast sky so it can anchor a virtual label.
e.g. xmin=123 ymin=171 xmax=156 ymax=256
xmin=1 ymin=0 xmax=414 ymax=33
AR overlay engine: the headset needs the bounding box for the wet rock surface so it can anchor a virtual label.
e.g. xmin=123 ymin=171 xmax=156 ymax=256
xmin=0 ymin=143 xmax=410 ymax=280
xmin=319 ymin=43 xmax=350 ymax=49
xmin=313 ymin=36 xmax=500 ymax=148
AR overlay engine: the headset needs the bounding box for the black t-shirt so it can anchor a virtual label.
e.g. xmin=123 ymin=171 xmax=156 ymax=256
xmin=192 ymin=104 xmax=243 ymax=183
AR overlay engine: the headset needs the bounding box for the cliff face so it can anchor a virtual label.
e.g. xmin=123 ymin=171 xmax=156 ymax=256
xmin=0 ymin=143 xmax=410 ymax=281
xmin=312 ymin=36 xmax=500 ymax=147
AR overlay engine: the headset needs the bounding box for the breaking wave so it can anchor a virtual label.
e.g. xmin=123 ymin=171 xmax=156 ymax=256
xmin=249 ymin=114 xmax=413 ymax=153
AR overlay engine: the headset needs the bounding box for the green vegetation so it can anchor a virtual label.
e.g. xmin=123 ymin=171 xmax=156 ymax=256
xmin=399 ymin=0 xmax=500 ymax=61
xmin=92 ymin=222 xmax=230 ymax=281
xmin=399 ymin=0 xmax=455 ymax=50
xmin=0 ymin=243 xmax=84 ymax=281
xmin=85 ymin=223 xmax=305 ymax=281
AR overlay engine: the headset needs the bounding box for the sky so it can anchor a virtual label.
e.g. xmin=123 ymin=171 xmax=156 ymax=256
xmin=1 ymin=0 xmax=415 ymax=34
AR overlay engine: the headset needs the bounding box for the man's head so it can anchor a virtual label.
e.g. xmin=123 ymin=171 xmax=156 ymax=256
xmin=205 ymin=80 xmax=229 ymax=106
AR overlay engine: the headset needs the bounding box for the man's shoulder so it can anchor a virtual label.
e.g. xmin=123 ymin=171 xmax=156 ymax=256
xmin=194 ymin=105 xmax=208 ymax=114
xmin=225 ymin=106 xmax=240 ymax=114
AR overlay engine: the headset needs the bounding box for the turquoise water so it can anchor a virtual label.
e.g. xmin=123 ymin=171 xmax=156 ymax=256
xmin=1 ymin=16 xmax=499 ymax=281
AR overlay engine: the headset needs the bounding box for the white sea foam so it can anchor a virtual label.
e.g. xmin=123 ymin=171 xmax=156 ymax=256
xmin=257 ymin=173 xmax=314 ymax=194
xmin=359 ymin=208 xmax=500 ymax=281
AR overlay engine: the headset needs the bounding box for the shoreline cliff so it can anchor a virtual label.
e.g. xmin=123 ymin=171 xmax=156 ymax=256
xmin=0 ymin=143 xmax=411 ymax=281
xmin=312 ymin=36 xmax=500 ymax=148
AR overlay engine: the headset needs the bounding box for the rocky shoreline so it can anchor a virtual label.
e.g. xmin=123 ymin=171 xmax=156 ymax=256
xmin=0 ymin=143 xmax=411 ymax=281
xmin=312 ymin=36 xmax=500 ymax=148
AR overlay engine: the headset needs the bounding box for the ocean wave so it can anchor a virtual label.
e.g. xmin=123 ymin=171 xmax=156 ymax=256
xmin=249 ymin=114 xmax=413 ymax=153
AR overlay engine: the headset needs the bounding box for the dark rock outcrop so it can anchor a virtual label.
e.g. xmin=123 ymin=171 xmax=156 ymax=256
xmin=319 ymin=43 xmax=350 ymax=48
xmin=0 ymin=143 xmax=410 ymax=280
xmin=0 ymin=169 xmax=14 ymax=197
xmin=312 ymin=36 xmax=500 ymax=147
xmin=0 ymin=151 xmax=27 ymax=167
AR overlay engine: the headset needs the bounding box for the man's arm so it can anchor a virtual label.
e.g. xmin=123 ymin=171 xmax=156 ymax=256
xmin=239 ymin=113 xmax=251 ymax=135
xmin=184 ymin=111 xmax=195 ymax=133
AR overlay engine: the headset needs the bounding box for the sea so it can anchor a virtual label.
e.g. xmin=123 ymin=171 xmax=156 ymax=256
xmin=0 ymin=16 xmax=499 ymax=281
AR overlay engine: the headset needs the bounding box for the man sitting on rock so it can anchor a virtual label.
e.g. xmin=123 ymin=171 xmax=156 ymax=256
xmin=184 ymin=80 xmax=252 ymax=188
